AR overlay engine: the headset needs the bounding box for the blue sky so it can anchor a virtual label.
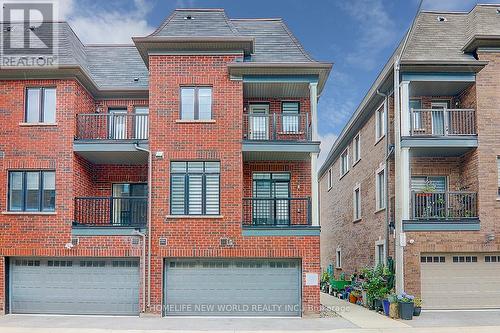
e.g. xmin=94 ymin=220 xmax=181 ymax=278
xmin=59 ymin=0 xmax=499 ymax=165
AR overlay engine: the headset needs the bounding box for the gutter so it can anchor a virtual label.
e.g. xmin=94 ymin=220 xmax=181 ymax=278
xmin=132 ymin=230 xmax=146 ymax=313
xmin=134 ymin=143 xmax=152 ymax=310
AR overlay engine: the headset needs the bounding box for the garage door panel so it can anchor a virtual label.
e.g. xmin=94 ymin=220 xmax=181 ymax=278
xmin=165 ymin=259 xmax=301 ymax=316
xmin=421 ymin=253 xmax=500 ymax=309
xmin=10 ymin=258 xmax=139 ymax=315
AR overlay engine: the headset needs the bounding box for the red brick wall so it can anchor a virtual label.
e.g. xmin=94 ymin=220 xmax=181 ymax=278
xmin=0 ymin=79 xmax=147 ymax=313
xmin=148 ymin=54 xmax=319 ymax=314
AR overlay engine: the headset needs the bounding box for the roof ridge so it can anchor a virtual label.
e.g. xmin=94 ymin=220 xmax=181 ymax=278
xmin=278 ymin=18 xmax=315 ymax=62
xmin=230 ymin=18 xmax=283 ymax=21
xmin=174 ymin=8 xmax=225 ymax=11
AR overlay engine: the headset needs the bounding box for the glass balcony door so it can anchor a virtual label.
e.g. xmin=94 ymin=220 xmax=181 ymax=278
xmin=252 ymin=173 xmax=290 ymax=225
xmin=249 ymin=104 xmax=269 ymax=140
xmin=108 ymin=108 xmax=127 ymax=139
xmin=112 ymin=183 xmax=147 ymax=226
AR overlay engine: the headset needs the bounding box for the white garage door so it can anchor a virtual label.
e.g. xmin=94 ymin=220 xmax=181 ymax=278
xmin=10 ymin=258 xmax=140 ymax=315
xmin=164 ymin=259 xmax=301 ymax=316
xmin=421 ymin=253 xmax=500 ymax=309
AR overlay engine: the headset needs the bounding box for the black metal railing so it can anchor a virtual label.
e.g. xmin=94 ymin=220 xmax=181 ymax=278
xmin=242 ymin=197 xmax=311 ymax=227
xmin=76 ymin=113 xmax=149 ymax=140
xmin=74 ymin=197 xmax=147 ymax=227
xmin=243 ymin=113 xmax=311 ymax=141
xmin=410 ymin=108 xmax=476 ymax=137
xmin=411 ymin=191 xmax=477 ymax=220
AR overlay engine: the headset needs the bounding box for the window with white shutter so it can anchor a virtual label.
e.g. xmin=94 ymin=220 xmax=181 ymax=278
xmin=170 ymin=161 xmax=220 ymax=215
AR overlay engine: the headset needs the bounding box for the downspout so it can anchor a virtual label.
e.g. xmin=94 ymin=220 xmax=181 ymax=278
xmin=135 ymin=143 xmax=152 ymax=310
xmin=393 ymin=0 xmax=423 ymax=294
xmin=376 ymin=89 xmax=391 ymax=263
xmin=132 ymin=230 xmax=146 ymax=313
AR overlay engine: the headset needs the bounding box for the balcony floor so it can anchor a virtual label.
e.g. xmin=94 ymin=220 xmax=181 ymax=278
xmin=73 ymin=141 xmax=148 ymax=164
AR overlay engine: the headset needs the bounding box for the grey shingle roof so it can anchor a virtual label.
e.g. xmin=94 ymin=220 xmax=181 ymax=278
xmin=151 ymin=9 xmax=239 ymax=37
xmin=231 ymin=19 xmax=314 ymax=63
xmin=401 ymin=5 xmax=500 ymax=63
xmin=146 ymin=9 xmax=317 ymax=63
xmin=0 ymin=8 xmax=323 ymax=92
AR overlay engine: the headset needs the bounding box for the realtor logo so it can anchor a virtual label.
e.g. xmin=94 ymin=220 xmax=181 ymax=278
xmin=1 ymin=1 xmax=58 ymax=66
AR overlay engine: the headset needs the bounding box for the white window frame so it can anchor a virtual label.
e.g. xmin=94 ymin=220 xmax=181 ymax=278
xmin=353 ymin=133 xmax=361 ymax=165
xmin=340 ymin=148 xmax=349 ymax=177
xmin=328 ymin=168 xmax=332 ymax=190
xmin=375 ymin=164 xmax=386 ymax=211
xmin=353 ymin=183 xmax=361 ymax=221
xmin=375 ymin=239 xmax=386 ymax=267
xmin=335 ymin=246 xmax=342 ymax=269
xmin=375 ymin=102 xmax=386 ymax=143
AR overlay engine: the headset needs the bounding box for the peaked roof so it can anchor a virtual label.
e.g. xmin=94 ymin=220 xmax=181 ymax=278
xmin=136 ymin=8 xmax=320 ymax=64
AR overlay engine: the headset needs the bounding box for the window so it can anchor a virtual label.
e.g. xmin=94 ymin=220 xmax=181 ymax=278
xmin=421 ymin=256 xmax=445 ymax=263
xmin=180 ymin=87 xmax=212 ymax=120
xmin=8 ymin=171 xmax=55 ymax=212
xmin=375 ymin=103 xmax=385 ymax=141
xmin=340 ymin=148 xmax=349 ymax=176
xmin=375 ymin=240 xmax=385 ymax=267
xmin=25 ymin=87 xmax=56 ymax=123
xmin=281 ymin=101 xmax=300 ymax=133
xmin=353 ymin=184 xmax=361 ymax=221
xmin=353 ymin=134 xmax=361 ymax=163
xmin=376 ymin=167 xmax=386 ymax=210
xmin=328 ymin=168 xmax=332 ymax=190
xmin=336 ymin=247 xmax=342 ymax=268
xmin=170 ymin=161 xmax=220 ymax=215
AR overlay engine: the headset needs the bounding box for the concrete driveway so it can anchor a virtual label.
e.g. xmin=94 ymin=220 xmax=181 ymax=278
xmin=409 ymin=309 xmax=500 ymax=327
xmin=0 ymin=314 xmax=357 ymax=332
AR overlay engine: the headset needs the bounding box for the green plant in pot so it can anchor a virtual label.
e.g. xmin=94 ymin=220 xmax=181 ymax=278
xmin=397 ymin=292 xmax=415 ymax=320
xmin=413 ymin=298 xmax=422 ymax=316
xmin=361 ymin=265 xmax=387 ymax=311
xmin=388 ymin=293 xmax=399 ymax=319
xmin=320 ymin=271 xmax=331 ymax=292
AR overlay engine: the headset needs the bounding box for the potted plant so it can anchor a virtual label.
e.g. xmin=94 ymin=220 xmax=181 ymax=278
xmin=388 ymin=293 xmax=399 ymax=319
xmin=416 ymin=180 xmax=436 ymax=197
xmin=397 ymin=292 xmax=415 ymax=320
xmin=320 ymin=271 xmax=331 ymax=293
xmin=382 ymin=297 xmax=390 ymax=316
xmin=413 ymin=298 xmax=422 ymax=316
xmin=348 ymin=290 xmax=359 ymax=304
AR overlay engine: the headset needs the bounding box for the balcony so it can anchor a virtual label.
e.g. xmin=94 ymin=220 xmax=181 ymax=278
xmin=242 ymin=114 xmax=319 ymax=161
xmin=74 ymin=113 xmax=149 ymax=164
xmin=73 ymin=197 xmax=147 ymax=233
xmin=403 ymin=191 xmax=479 ymax=231
xmin=241 ymin=197 xmax=319 ymax=236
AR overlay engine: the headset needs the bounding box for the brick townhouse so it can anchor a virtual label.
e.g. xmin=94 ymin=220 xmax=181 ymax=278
xmin=319 ymin=4 xmax=500 ymax=310
xmin=0 ymin=9 xmax=331 ymax=316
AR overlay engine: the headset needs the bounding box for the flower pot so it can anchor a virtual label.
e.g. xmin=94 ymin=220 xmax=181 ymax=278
xmin=349 ymin=293 xmax=357 ymax=304
xmin=389 ymin=302 xmax=399 ymax=319
xmin=383 ymin=299 xmax=390 ymax=316
xmin=398 ymin=302 xmax=414 ymax=320
xmin=413 ymin=306 xmax=422 ymax=316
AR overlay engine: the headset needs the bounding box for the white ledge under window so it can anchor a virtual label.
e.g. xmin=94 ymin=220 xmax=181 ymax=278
xmin=374 ymin=134 xmax=385 ymax=145
xmin=175 ymin=119 xmax=216 ymax=124
xmin=19 ymin=122 xmax=58 ymax=126
xmin=352 ymin=158 xmax=361 ymax=167
xmin=2 ymin=211 xmax=57 ymax=215
xmin=165 ymin=215 xmax=223 ymax=219
xmin=375 ymin=207 xmax=386 ymax=214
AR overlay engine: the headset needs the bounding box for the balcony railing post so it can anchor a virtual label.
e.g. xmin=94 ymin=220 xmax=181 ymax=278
xmin=306 ymin=113 xmax=310 ymax=140
xmin=272 ymin=113 xmax=277 ymax=140
xmin=443 ymin=107 xmax=449 ymax=136
xmin=410 ymin=108 xmax=414 ymax=136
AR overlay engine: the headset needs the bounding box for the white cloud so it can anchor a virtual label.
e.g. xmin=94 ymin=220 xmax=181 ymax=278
xmin=338 ymin=0 xmax=399 ymax=70
xmin=317 ymin=132 xmax=338 ymax=171
xmin=55 ymin=0 xmax=155 ymax=44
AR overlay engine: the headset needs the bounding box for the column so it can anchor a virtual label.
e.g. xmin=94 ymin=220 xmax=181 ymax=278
xmin=310 ymin=82 xmax=319 ymax=226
